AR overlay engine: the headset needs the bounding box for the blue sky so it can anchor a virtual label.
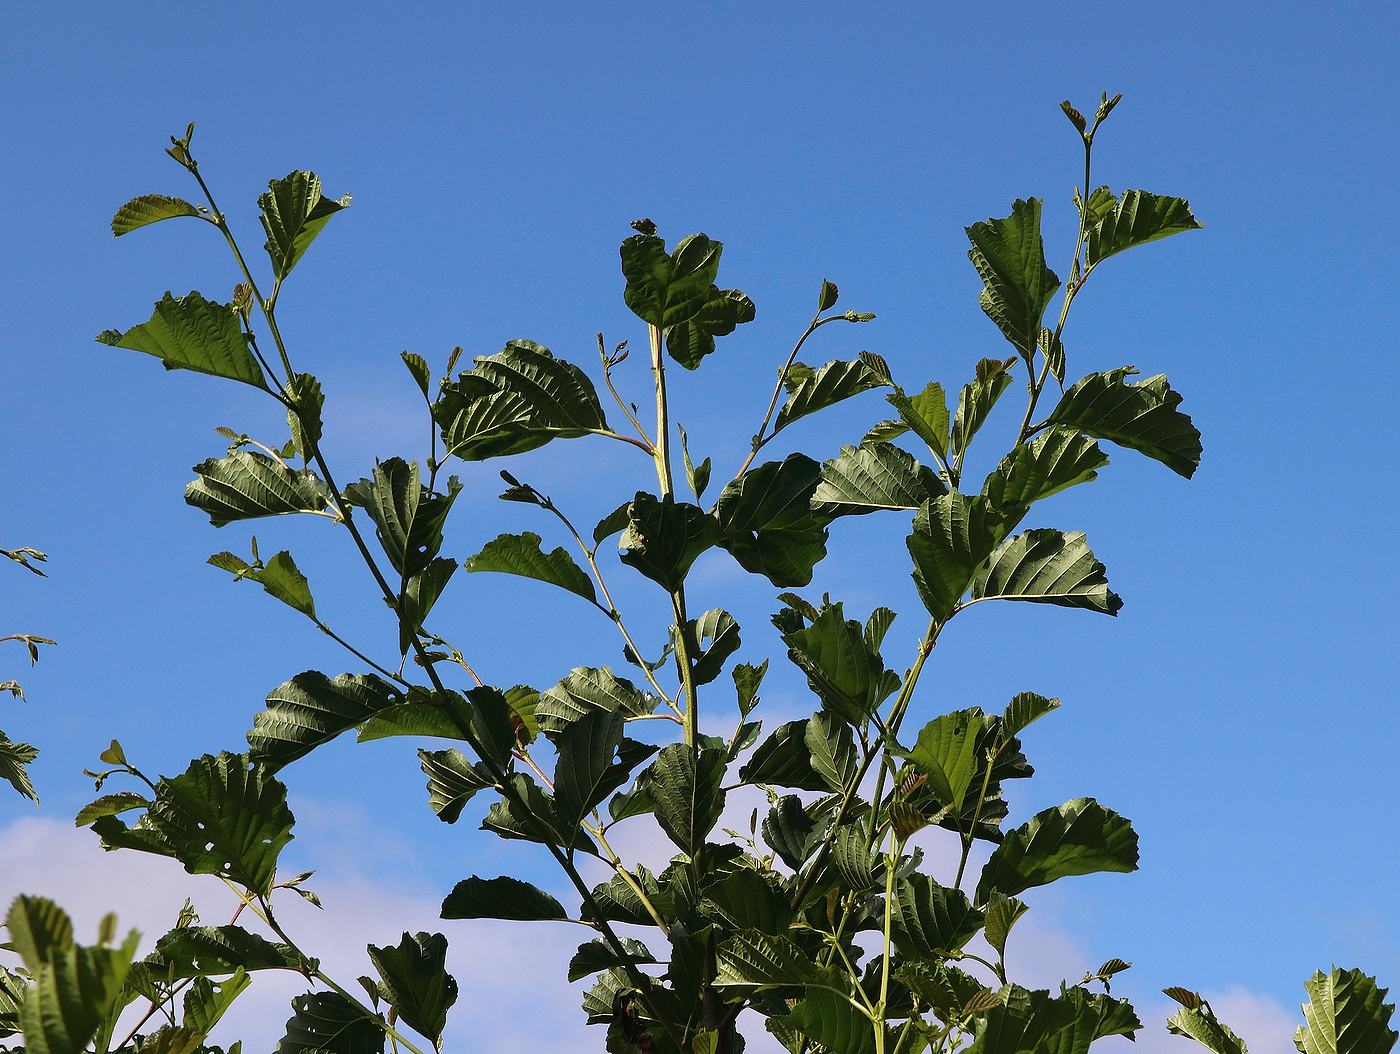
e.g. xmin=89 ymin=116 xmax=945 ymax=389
xmin=3 ymin=2 xmax=1398 ymax=1049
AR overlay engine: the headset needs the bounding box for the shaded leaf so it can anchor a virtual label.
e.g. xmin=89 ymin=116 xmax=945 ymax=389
xmin=621 ymin=232 xmax=723 ymax=329
xmin=618 ymin=493 xmax=719 ymax=590
xmin=343 ymin=458 xmax=460 ymax=578
xmin=902 ymin=709 xmax=986 ymax=813
xmin=481 ymin=773 xmax=598 ymax=857
xmin=779 ymin=600 xmax=899 ymax=725
xmin=782 ymin=990 xmax=878 ymax=1054
xmin=667 ymin=288 xmax=756 ymax=369
xmin=906 ymin=494 xmax=1014 ymax=623
xmin=677 ymin=609 xmax=741 ymax=686
xmin=715 ymin=455 xmax=829 ymax=587
xmin=466 ymin=531 xmax=596 ymax=604
xmin=276 ymin=992 xmax=382 ymax=1054
xmin=890 ymin=875 xmax=985 ymax=959
xmin=138 ymin=925 xmax=301 ymax=980
xmin=568 ymin=938 xmax=655 ymax=983
xmin=367 ymin=932 xmax=456 ymax=1048
xmin=637 ymin=744 xmax=728 ymax=855
xmin=966 ymin=199 xmax=1060 ymax=359
xmin=0 ymin=732 xmax=39 ymax=803
xmin=440 ymin=876 xmax=566 ymax=922
xmin=536 ymin=667 xmax=658 ymax=737
xmin=419 ymin=748 xmax=493 ymax=823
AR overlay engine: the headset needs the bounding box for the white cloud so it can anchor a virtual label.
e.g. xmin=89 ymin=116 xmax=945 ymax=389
xmin=0 ymin=813 xmax=1299 ymax=1054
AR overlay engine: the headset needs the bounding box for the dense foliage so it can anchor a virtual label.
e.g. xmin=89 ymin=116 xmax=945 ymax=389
xmin=2 ymin=96 xmax=1393 ymax=1054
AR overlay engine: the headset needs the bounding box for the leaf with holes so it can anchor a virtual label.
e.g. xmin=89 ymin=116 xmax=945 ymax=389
xmin=277 ymin=992 xmax=383 ymax=1054
xmin=367 ymin=932 xmax=457 ymax=1048
xmin=88 ymin=752 xmax=295 ymax=895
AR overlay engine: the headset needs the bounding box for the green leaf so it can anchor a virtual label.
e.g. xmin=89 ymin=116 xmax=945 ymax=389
xmin=536 ymin=667 xmax=658 ymax=737
xmin=276 ymin=992 xmax=383 ymax=1054
xmin=903 ymin=709 xmax=987 ymax=812
xmin=1295 ymin=968 xmax=1397 ymax=1054
xmin=481 ymin=773 xmax=598 ymax=857
xmin=6 ymin=896 xmax=74 ymax=971
xmin=667 ymin=287 xmax=757 ymax=369
xmin=733 ymin=660 xmax=767 ymax=717
xmin=249 ymin=671 xmax=404 ymax=770
xmin=976 ymin=798 xmax=1139 ymax=903
xmin=15 ymin=905 xmax=138 ymax=1054
xmin=982 ymin=894 xmax=1028 ymax=959
xmin=763 ymin=794 xmax=829 ymax=871
xmin=343 ymin=458 xmax=461 ymax=578
xmin=676 ymin=609 xmax=741 ymax=686
xmin=813 ymin=444 xmax=945 ymax=519
xmin=889 ymin=874 xmax=985 ymax=959
xmin=971 ymin=529 xmax=1122 ymax=615
xmin=885 ymin=382 xmax=952 ymax=460
xmin=779 ymin=600 xmax=899 ymax=725
xmin=111 ymin=194 xmax=203 ymax=237
xmin=740 ymin=713 xmax=855 ymax=793
xmin=284 ymin=371 xmax=324 ymax=457
xmin=465 ymin=531 xmax=597 ymax=605
xmin=258 ymin=170 xmax=350 ymax=281
xmin=1085 ymin=189 xmax=1202 ymax=267
xmin=679 ymin=425 xmax=712 ymax=501
xmin=782 ymin=991 xmax=878 ymax=1054
xmin=138 ymin=925 xmax=301 ymax=979
xmin=182 ymin=969 xmax=250 ymax=1036
xmin=185 ymin=451 xmax=330 ymax=526
xmin=209 ymin=549 xmax=317 ymax=620
xmin=1044 ymin=367 xmax=1202 ymax=478
xmin=583 ymin=866 xmax=671 ymax=927
xmin=966 ymin=198 xmax=1060 ymax=359
xmin=714 ymin=930 xmax=824 ymax=990
xmin=434 ymin=339 xmax=609 ymax=461
xmin=618 ymin=493 xmax=719 ymax=590
xmin=1165 ymin=993 xmax=1248 ymax=1054
xmin=89 ymin=752 xmax=295 ymax=895
xmin=621 ymin=232 xmax=723 ymax=329
xmin=968 ymin=986 xmax=1139 ymax=1054
xmin=568 ymin=938 xmax=655 ymax=983
xmin=367 ymin=932 xmax=457 ymax=1048
xmin=98 ymin=291 xmax=266 ymax=389
xmin=981 ymin=428 xmax=1107 ymax=510
xmin=354 ymin=687 xmax=475 ymax=744
xmin=553 ymin=709 xmax=631 ymax=827
xmin=440 ymin=876 xmax=567 ymax=921
xmin=418 ymin=748 xmax=492 ymax=823
xmin=400 ymin=557 xmax=457 ymax=654
xmin=715 ymin=455 xmax=829 ymax=587
xmin=637 ymin=743 xmax=727 ymax=855
xmin=775 ymin=357 xmax=892 ymax=433
xmin=73 ymin=791 xmax=148 ymax=827
xmin=0 ymin=731 xmax=39 ymax=803
xmin=952 ymin=357 xmax=1017 ymax=456
xmin=1002 ymin=693 xmax=1060 ymax=737
xmin=906 ymin=494 xmax=1014 ymax=623
xmin=0 ymin=966 xmax=22 ymax=1039
xmin=698 ymin=870 xmax=793 ymax=936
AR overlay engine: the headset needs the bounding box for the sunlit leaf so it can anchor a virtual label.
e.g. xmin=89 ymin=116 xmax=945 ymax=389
xmin=775 ymin=357 xmax=891 ymax=433
xmin=1295 ymin=968 xmax=1397 ymax=1054
xmin=1085 ymin=190 xmax=1202 ymax=267
xmin=249 ymin=671 xmax=405 ymax=770
xmin=813 ymin=444 xmax=945 ymax=519
xmin=186 ymin=451 xmax=330 ymax=526
xmin=971 ymin=529 xmax=1121 ymax=615
xmin=97 ymin=291 xmax=267 ymax=390
xmin=981 ymin=428 xmax=1107 ymax=510
xmin=966 ymin=199 xmax=1060 ymax=360
xmin=258 ymin=170 xmax=350 ymax=281
xmin=111 ymin=194 xmax=203 ymax=237
xmin=1044 ymin=367 xmax=1201 ymax=478
xmin=976 ymin=798 xmax=1138 ymax=903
